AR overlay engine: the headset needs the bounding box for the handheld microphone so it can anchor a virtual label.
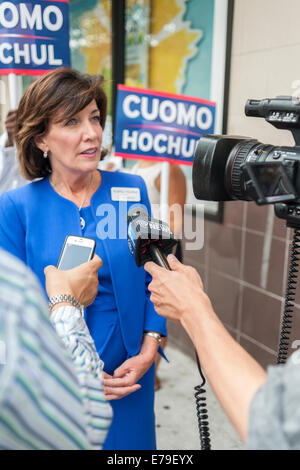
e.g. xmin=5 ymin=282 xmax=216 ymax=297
xmin=127 ymin=207 xmax=211 ymax=450
xmin=127 ymin=206 xmax=178 ymax=269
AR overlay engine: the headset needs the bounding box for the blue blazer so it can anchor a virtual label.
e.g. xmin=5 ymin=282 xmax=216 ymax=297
xmin=0 ymin=170 xmax=167 ymax=357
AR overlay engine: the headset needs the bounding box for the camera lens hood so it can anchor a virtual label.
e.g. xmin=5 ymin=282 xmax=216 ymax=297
xmin=193 ymin=135 xmax=250 ymax=201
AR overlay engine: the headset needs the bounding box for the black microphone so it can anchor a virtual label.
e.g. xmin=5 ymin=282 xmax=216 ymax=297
xmin=127 ymin=207 xmax=211 ymax=450
xmin=127 ymin=206 xmax=178 ymax=269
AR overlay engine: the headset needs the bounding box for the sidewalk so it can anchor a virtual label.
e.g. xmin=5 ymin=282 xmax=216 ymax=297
xmin=155 ymin=344 xmax=245 ymax=451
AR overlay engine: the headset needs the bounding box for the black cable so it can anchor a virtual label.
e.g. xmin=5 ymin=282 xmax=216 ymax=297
xmin=277 ymin=228 xmax=300 ymax=364
xmin=194 ymin=352 xmax=211 ymax=450
xmin=145 ymin=243 xmax=212 ymax=448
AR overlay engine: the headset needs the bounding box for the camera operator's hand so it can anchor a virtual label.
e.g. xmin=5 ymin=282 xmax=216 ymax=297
xmin=5 ymin=110 xmax=17 ymax=148
xmin=144 ymin=254 xmax=214 ymax=326
xmin=44 ymin=255 xmax=103 ymax=310
xmin=145 ymin=254 xmax=267 ymax=442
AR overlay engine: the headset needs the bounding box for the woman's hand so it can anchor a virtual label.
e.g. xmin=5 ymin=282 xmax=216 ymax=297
xmin=103 ymin=335 xmax=159 ymax=400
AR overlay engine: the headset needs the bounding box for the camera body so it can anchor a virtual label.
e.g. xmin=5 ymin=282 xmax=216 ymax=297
xmin=192 ymin=96 xmax=300 ymax=227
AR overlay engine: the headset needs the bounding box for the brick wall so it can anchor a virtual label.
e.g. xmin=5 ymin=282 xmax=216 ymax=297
xmin=168 ymin=0 xmax=300 ymax=368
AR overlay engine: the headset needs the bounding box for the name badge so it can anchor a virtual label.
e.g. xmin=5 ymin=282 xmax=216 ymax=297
xmin=111 ymin=187 xmax=141 ymax=202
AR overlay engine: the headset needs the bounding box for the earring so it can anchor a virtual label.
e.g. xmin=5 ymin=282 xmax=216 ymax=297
xmin=43 ymin=151 xmax=48 ymax=159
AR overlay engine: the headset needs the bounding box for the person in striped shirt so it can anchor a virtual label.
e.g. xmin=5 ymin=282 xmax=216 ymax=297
xmin=0 ymin=248 xmax=112 ymax=450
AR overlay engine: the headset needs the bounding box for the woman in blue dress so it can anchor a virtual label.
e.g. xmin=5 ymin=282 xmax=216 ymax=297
xmin=0 ymin=68 xmax=167 ymax=450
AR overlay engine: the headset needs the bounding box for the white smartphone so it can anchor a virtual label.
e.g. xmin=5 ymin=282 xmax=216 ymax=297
xmin=57 ymin=235 xmax=96 ymax=270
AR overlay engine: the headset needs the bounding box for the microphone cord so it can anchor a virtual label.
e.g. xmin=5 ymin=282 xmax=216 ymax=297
xmin=147 ymin=244 xmax=212 ymax=449
xmin=194 ymin=352 xmax=211 ymax=450
xmin=277 ymin=227 xmax=300 ymax=364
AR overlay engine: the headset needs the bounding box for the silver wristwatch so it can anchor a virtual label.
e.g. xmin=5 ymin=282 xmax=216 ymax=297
xmin=48 ymin=294 xmax=83 ymax=313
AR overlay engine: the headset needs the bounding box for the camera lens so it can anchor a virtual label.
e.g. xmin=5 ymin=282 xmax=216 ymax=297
xmin=193 ymin=135 xmax=258 ymax=201
xmin=225 ymin=141 xmax=282 ymax=200
xmin=224 ymin=140 xmax=258 ymax=200
xmin=192 ymin=135 xmax=286 ymax=202
xmin=192 ymin=96 xmax=300 ymax=206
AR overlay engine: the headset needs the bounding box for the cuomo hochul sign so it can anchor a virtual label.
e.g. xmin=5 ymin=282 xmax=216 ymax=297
xmin=0 ymin=0 xmax=70 ymax=75
xmin=114 ymin=84 xmax=216 ymax=166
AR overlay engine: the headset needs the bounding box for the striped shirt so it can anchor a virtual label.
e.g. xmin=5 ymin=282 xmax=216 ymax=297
xmin=0 ymin=249 xmax=112 ymax=450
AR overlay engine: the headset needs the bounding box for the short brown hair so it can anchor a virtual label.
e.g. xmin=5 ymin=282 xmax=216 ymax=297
xmin=16 ymin=68 xmax=107 ymax=180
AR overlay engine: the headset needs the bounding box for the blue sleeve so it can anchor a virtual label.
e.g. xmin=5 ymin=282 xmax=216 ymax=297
xmin=138 ymin=176 xmax=167 ymax=337
xmin=0 ymin=192 xmax=26 ymax=263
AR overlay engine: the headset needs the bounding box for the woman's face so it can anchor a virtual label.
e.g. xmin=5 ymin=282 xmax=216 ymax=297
xmin=40 ymin=99 xmax=102 ymax=176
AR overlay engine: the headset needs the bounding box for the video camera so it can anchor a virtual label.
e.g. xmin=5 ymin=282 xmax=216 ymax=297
xmin=192 ymin=96 xmax=300 ymax=228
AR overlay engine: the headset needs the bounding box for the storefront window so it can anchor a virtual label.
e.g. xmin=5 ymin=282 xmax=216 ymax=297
xmin=125 ymin=0 xmax=150 ymax=88
xmin=124 ymin=0 xmax=216 ymax=210
xmin=69 ymin=0 xmax=113 ymax=150
xmin=19 ymin=1 xmax=113 ymax=151
xmin=125 ymin=0 xmax=214 ymax=97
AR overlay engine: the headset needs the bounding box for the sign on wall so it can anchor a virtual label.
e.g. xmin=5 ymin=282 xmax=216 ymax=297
xmin=115 ymin=84 xmax=216 ymax=166
xmin=0 ymin=0 xmax=70 ymax=75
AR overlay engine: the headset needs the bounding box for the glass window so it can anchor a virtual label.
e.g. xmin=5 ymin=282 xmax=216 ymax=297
xmin=69 ymin=0 xmax=113 ymax=151
xmin=125 ymin=0 xmax=214 ymax=97
xmin=125 ymin=0 xmax=150 ymax=88
xmin=123 ymin=0 xmax=215 ymax=201
xmin=19 ymin=1 xmax=113 ymax=152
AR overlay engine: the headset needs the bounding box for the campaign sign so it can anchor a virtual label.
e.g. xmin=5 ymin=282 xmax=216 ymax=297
xmin=0 ymin=0 xmax=70 ymax=75
xmin=115 ymin=84 xmax=216 ymax=166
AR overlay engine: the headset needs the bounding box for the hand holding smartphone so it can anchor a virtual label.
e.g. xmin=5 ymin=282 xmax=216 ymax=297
xmin=57 ymin=235 xmax=96 ymax=270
